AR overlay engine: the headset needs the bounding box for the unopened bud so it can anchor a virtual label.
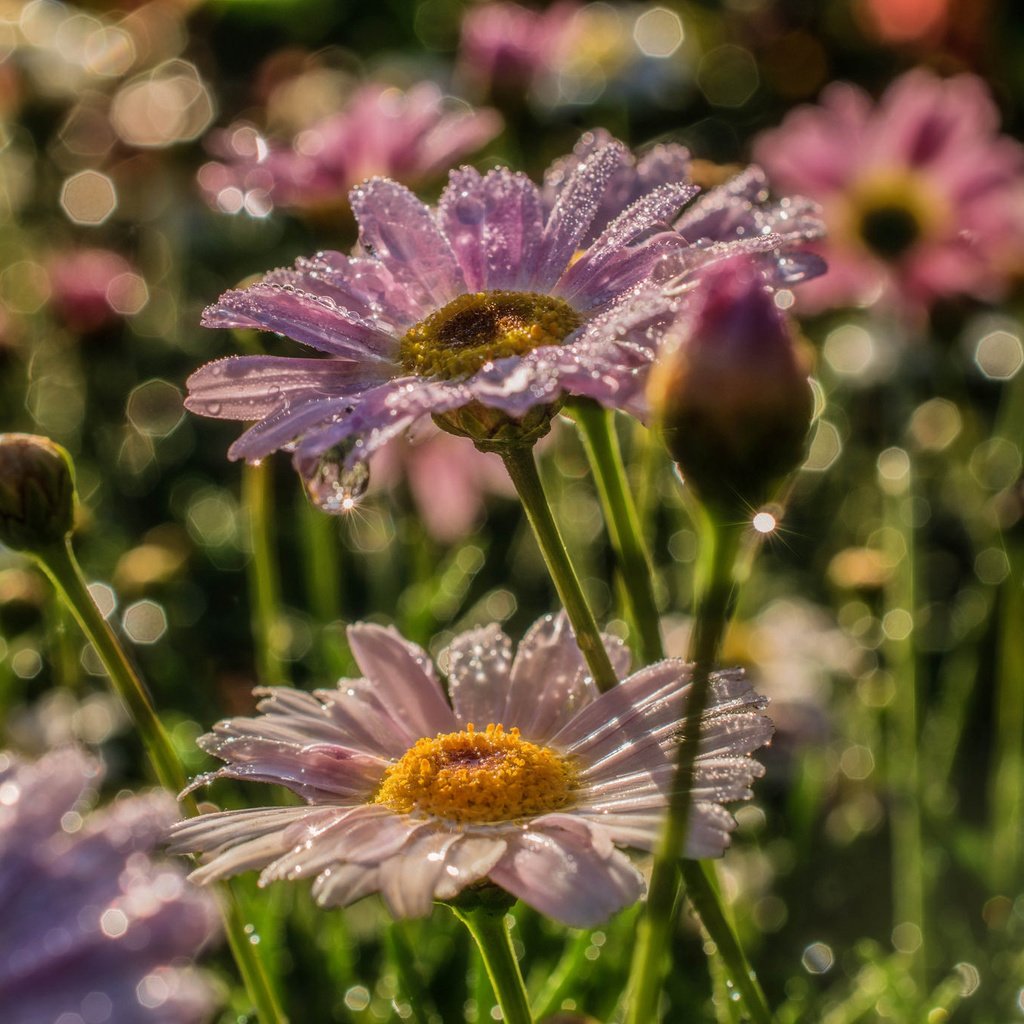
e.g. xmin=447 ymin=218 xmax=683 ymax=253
xmin=0 ymin=434 xmax=76 ymax=552
xmin=649 ymin=257 xmax=814 ymax=514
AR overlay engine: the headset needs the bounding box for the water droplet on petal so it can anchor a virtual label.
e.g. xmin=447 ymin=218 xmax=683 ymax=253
xmin=302 ymin=444 xmax=370 ymax=515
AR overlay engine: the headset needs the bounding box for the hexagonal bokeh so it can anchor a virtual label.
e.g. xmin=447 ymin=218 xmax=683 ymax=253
xmin=60 ymin=170 xmax=117 ymax=225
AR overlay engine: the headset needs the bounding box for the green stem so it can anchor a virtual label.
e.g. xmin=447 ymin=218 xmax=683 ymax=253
xmin=882 ymin=458 xmax=925 ymax=987
xmin=501 ymin=445 xmax=619 ymax=692
xmin=243 ymin=461 xmax=290 ymax=685
xmin=571 ymin=400 xmax=663 ymax=666
xmin=530 ymin=928 xmax=594 ymax=1019
xmin=452 ymin=908 xmax=533 ymax=1024
xmin=682 ymin=861 xmax=773 ymax=1023
xmin=33 ymin=539 xmax=288 ymax=1024
xmin=385 ymin=922 xmax=437 ymax=1024
xmin=38 ymin=540 xmax=186 ymax=794
xmin=989 ymin=537 xmax=1024 ymax=891
xmin=556 ymin=419 xmax=772 ymax=1022
xmin=626 ymin=515 xmax=754 ymax=1024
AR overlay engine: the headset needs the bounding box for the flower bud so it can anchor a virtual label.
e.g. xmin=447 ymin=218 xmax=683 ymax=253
xmin=649 ymin=257 xmax=814 ymax=514
xmin=0 ymin=434 xmax=76 ymax=553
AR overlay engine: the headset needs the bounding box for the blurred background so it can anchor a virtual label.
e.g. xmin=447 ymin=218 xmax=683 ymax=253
xmin=1 ymin=0 xmax=1022 ymax=1021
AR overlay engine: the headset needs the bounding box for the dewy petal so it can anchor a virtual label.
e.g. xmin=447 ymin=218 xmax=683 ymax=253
xmin=291 ymin=376 xmax=473 ymax=469
xmin=227 ymin=396 xmax=361 ymax=463
xmin=501 ymin=611 xmax=596 ymax=742
xmin=490 ymin=826 xmax=644 ymax=928
xmin=445 ymin=623 xmax=514 ymax=728
xmin=431 ymin=835 xmax=509 ymax=901
xmin=439 ymin=167 xmax=545 ymax=292
xmin=532 ymin=141 xmax=629 ymax=292
xmin=202 ymin=281 xmax=399 ymax=361
xmin=185 ymin=356 xmax=386 ymax=422
xmin=350 ymin=178 xmax=465 ymax=309
xmin=347 ymin=623 xmax=457 ymax=739
xmin=377 ymin=829 xmax=463 ymax=918
xmin=557 ymin=183 xmax=698 ymax=305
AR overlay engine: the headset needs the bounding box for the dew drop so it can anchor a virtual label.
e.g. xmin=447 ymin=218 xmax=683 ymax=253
xmin=302 ymin=443 xmax=370 ymax=515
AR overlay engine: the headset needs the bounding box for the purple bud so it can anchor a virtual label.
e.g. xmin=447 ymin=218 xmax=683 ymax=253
xmin=0 ymin=434 xmax=76 ymax=553
xmin=649 ymin=257 xmax=814 ymax=513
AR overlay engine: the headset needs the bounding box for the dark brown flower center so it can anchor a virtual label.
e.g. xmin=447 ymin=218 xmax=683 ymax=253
xmin=399 ymin=291 xmax=582 ymax=380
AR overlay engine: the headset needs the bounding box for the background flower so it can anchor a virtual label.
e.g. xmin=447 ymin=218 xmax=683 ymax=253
xmin=198 ymin=82 xmax=502 ymax=218
xmin=170 ymin=612 xmax=773 ymax=928
xmin=0 ymin=747 xmax=221 ymax=1024
xmin=754 ymin=69 xmax=1024 ymax=318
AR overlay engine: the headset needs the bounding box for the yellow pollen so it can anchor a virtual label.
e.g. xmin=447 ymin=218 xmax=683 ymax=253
xmin=399 ymin=291 xmax=583 ymax=380
xmin=374 ymin=723 xmax=577 ymax=824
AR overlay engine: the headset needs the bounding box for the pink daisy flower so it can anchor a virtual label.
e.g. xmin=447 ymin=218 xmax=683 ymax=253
xmin=457 ymin=1 xmax=581 ymax=96
xmin=168 ymin=613 xmax=773 ymax=928
xmin=0 ymin=748 xmax=220 ymax=1024
xmin=754 ymin=69 xmax=1024 ymax=318
xmin=186 ymin=132 xmax=823 ymax=506
xmin=198 ymin=82 xmax=502 ymax=217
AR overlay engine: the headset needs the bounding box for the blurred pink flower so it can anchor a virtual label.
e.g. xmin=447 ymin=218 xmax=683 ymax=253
xmin=198 ymin=82 xmax=502 ymax=217
xmin=754 ymin=70 xmax=1024 ymax=319
xmin=169 ymin=613 xmax=772 ymax=927
xmin=47 ymin=249 xmax=146 ymax=334
xmin=0 ymin=747 xmax=221 ymax=1024
xmin=458 ymin=1 xmax=581 ymax=95
xmin=369 ymin=423 xmax=514 ymax=544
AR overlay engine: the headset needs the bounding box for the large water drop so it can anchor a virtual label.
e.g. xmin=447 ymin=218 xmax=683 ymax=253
xmin=302 ymin=446 xmax=370 ymax=514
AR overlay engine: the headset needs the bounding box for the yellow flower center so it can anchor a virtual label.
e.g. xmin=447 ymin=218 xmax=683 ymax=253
xmin=374 ymin=723 xmax=577 ymax=824
xmin=399 ymin=291 xmax=583 ymax=380
xmin=839 ymin=170 xmax=949 ymax=262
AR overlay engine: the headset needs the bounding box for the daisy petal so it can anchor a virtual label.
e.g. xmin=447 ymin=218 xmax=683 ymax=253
xmin=490 ymin=827 xmax=644 ymax=927
xmin=351 ymin=178 xmax=465 ymax=308
xmin=347 ymin=623 xmax=457 ymax=739
xmin=445 ymin=624 xmax=513 ymax=728
xmin=439 ymin=167 xmax=545 ymax=291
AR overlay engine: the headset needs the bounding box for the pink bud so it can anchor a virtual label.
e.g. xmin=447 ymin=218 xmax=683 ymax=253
xmin=649 ymin=256 xmax=814 ymax=513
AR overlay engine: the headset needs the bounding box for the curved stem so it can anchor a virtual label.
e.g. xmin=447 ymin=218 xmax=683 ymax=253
xmin=547 ymin=418 xmax=773 ymax=1022
xmin=452 ymin=908 xmax=533 ymax=1024
xmin=501 ymin=445 xmax=619 ymax=692
xmin=33 ymin=539 xmax=288 ymax=1024
xmin=38 ymin=540 xmax=187 ymax=795
xmin=626 ymin=515 xmax=759 ymax=1024
xmin=570 ymin=400 xmax=663 ymax=666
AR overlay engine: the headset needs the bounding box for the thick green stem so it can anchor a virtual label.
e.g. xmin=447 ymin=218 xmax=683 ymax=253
xmin=243 ymin=461 xmax=290 ymax=685
xmin=33 ymin=539 xmax=288 ymax=1024
xmin=501 ymin=445 xmax=619 ymax=692
xmin=452 ymin=908 xmax=533 ymax=1024
xmin=559 ymin=422 xmax=772 ymax=1021
xmin=882 ymin=457 xmax=925 ymax=988
xmin=626 ymin=515 xmax=754 ymax=1024
xmin=571 ymin=400 xmax=663 ymax=666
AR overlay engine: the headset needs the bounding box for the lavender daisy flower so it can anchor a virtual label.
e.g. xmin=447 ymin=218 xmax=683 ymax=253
xmin=198 ymin=82 xmax=502 ymax=218
xmin=186 ymin=133 xmax=823 ymax=508
xmin=544 ymin=128 xmax=827 ymax=281
xmin=168 ymin=613 xmax=772 ymax=928
xmin=0 ymin=747 xmax=221 ymax=1024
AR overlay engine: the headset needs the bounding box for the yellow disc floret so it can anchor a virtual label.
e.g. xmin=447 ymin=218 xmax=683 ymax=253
xmin=374 ymin=723 xmax=577 ymax=824
xmin=399 ymin=291 xmax=583 ymax=380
